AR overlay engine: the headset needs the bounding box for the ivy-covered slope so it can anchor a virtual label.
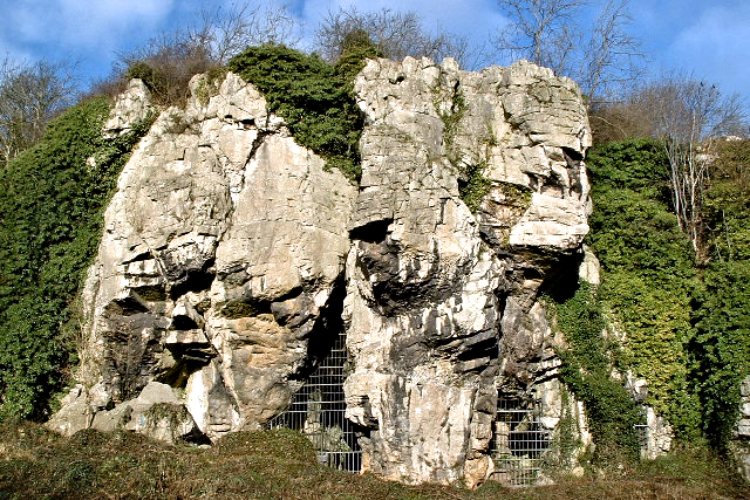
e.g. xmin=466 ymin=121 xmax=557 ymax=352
xmin=693 ymin=139 xmax=750 ymax=450
xmin=0 ymin=98 xmax=151 ymax=420
xmin=586 ymin=139 xmax=703 ymax=441
xmin=556 ymin=138 xmax=750 ymax=451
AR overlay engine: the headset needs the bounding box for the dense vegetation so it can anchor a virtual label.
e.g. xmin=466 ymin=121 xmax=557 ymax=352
xmin=586 ymin=139 xmax=703 ymax=441
xmin=549 ymin=138 xmax=750 ymax=455
xmin=0 ymin=11 xmax=747 ymax=492
xmin=0 ymin=98 xmax=152 ymax=420
xmin=692 ymin=139 xmax=750 ymax=450
xmin=227 ymin=42 xmax=382 ymax=182
xmin=549 ymin=283 xmax=644 ymax=464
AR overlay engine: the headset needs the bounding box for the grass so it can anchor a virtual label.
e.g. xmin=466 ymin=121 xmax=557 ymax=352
xmin=0 ymin=421 xmax=747 ymax=500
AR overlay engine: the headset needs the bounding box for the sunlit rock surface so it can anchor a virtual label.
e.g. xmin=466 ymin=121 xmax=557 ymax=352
xmin=50 ymin=59 xmax=606 ymax=486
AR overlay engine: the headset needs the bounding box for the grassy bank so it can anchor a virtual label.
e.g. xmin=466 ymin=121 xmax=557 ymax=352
xmin=0 ymin=422 xmax=746 ymax=500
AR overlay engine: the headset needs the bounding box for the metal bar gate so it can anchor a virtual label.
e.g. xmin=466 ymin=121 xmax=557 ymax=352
xmin=267 ymin=332 xmax=363 ymax=471
xmin=491 ymin=396 xmax=549 ymax=486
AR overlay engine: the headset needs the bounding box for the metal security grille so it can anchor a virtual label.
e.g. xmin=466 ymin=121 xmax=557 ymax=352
xmin=267 ymin=332 xmax=363 ymax=472
xmin=491 ymin=396 xmax=549 ymax=486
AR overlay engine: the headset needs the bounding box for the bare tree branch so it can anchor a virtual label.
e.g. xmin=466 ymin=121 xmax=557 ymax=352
xmin=187 ymin=1 xmax=300 ymax=64
xmin=113 ymin=2 xmax=301 ymax=105
xmin=314 ymin=7 xmax=471 ymax=67
xmin=0 ymin=57 xmax=77 ymax=165
xmin=631 ymin=74 xmax=747 ymax=259
xmin=491 ymin=0 xmax=643 ymax=101
xmin=492 ymin=0 xmax=586 ymax=75
xmin=583 ymin=0 xmax=644 ymax=101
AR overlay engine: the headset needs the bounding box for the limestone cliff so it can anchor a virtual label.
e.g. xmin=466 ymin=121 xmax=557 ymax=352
xmin=50 ymin=58 xmax=595 ymax=486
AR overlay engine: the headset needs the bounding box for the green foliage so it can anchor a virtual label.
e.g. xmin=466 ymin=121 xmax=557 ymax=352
xmin=586 ymin=138 xmax=671 ymax=202
xmin=550 ymin=283 xmax=644 ymax=463
xmin=0 ymin=98 xmax=153 ymax=420
xmin=193 ymin=66 xmax=230 ymax=107
xmin=229 ymin=44 xmax=371 ymax=182
xmin=588 ymin=138 xmax=750 ymax=450
xmin=586 ymin=139 xmax=704 ymax=441
xmin=692 ymin=139 xmax=750 ymax=450
xmin=692 ymin=261 xmax=750 ymax=450
xmin=459 ymin=162 xmax=492 ymax=212
xmin=435 ymin=87 xmax=467 ymax=168
xmin=126 ymin=61 xmax=167 ymax=96
xmin=703 ymin=139 xmax=750 ymax=261
xmin=434 ymin=87 xmax=503 ymax=214
xmin=334 ymin=31 xmax=385 ymax=79
xmin=548 ymin=389 xmax=583 ymax=469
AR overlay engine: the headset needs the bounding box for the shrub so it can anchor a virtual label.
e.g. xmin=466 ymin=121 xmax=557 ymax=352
xmin=228 ymin=44 xmax=373 ymax=182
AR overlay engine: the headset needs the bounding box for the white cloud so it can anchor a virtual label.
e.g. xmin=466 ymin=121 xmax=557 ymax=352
xmin=1 ymin=0 xmax=176 ymax=53
xmin=58 ymin=0 xmax=176 ymax=49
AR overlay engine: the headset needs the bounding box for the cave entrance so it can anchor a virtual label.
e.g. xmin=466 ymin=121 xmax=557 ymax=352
xmin=267 ymin=331 xmax=363 ymax=472
xmin=490 ymin=395 xmax=549 ymax=486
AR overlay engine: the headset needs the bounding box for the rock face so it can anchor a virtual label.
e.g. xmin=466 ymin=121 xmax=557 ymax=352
xmin=51 ymin=58 xmax=595 ymax=486
xmin=343 ymin=57 xmax=590 ymax=485
xmin=732 ymin=376 xmax=750 ymax=480
xmin=49 ymin=72 xmax=357 ymax=442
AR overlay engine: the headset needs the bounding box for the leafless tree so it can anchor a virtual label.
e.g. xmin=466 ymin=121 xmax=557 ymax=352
xmin=492 ymin=0 xmax=585 ymax=74
xmin=185 ymin=1 xmax=300 ymax=64
xmin=581 ymin=0 xmax=643 ymax=100
xmin=314 ymin=7 xmax=471 ymax=67
xmin=113 ymin=2 xmax=300 ymax=104
xmin=632 ymin=75 xmax=746 ymax=259
xmin=492 ymin=0 xmax=643 ymax=101
xmin=0 ymin=57 xmax=76 ymax=166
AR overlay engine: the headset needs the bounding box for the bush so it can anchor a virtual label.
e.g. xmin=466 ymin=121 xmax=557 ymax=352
xmin=228 ymin=44 xmax=375 ymax=182
xmin=123 ymin=44 xmax=215 ymax=107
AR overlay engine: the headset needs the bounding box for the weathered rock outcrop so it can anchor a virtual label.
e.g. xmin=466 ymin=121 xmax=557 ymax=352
xmin=49 ymin=72 xmax=357 ymax=441
xmin=51 ymin=58 xmax=594 ymax=485
xmin=343 ymin=57 xmax=590 ymax=486
xmin=732 ymin=376 xmax=750 ymax=480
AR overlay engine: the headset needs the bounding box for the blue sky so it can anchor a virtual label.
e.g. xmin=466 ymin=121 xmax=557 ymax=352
xmin=0 ymin=0 xmax=747 ymax=108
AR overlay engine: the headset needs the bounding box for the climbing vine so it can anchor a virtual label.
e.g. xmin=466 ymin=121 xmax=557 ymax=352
xmin=0 ymin=98 xmax=154 ymax=420
xmin=586 ymin=139 xmax=704 ymax=443
xmin=547 ymin=283 xmax=644 ymax=464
